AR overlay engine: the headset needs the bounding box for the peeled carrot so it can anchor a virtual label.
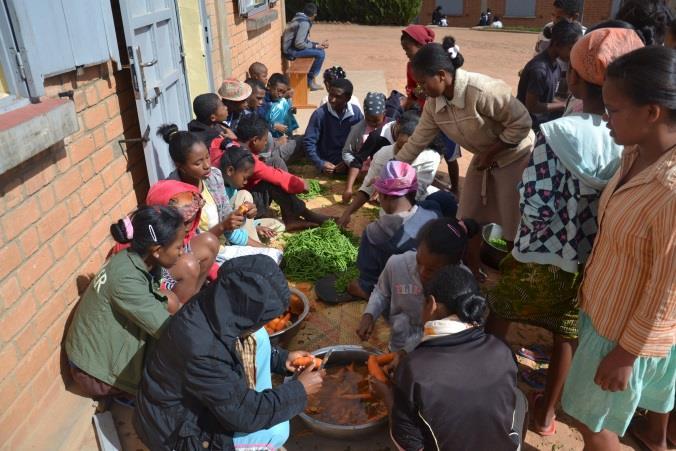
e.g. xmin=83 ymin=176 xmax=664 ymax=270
xmin=375 ymin=353 xmax=396 ymax=366
xmin=292 ymin=356 xmax=322 ymax=368
xmin=235 ymin=204 xmax=249 ymax=216
xmin=278 ymin=312 xmax=292 ymax=330
xmin=289 ymin=294 xmax=304 ymax=315
xmin=367 ymin=355 xmax=388 ymax=383
xmin=340 ymin=393 xmax=373 ymax=400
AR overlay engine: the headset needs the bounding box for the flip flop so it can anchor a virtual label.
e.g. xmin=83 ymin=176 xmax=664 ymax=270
xmin=517 ymin=345 xmax=551 ymax=365
xmin=529 ymin=392 xmax=557 ymax=437
xmin=520 ymin=367 xmax=547 ymax=391
xmin=314 ymin=274 xmax=358 ymax=305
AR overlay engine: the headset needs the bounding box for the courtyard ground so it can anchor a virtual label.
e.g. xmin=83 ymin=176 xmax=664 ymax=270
xmin=85 ymin=24 xmax=648 ymax=451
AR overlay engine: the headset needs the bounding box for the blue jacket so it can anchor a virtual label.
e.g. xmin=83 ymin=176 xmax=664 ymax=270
xmin=303 ymin=103 xmax=364 ymax=170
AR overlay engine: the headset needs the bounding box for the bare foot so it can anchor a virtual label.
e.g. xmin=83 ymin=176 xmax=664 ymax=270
xmin=346 ymin=279 xmax=369 ymax=300
xmin=302 ymin=209 xmax=331 ymax=225
xmin=629 ymin=416 xmax=667 ymax=451
xmin=531 ymin=393 xmax=556 ymax=436
xmin=284 ymin=219 xmax=319 ymax=232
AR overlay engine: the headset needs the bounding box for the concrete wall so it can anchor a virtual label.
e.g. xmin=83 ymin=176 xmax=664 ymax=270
xmin=0 ymin=60 xmax=147 ymax=448
xmin=420 ymin=0 xmax=617 ymax=28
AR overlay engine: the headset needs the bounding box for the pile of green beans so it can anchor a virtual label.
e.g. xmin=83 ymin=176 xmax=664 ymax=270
xmin=297 ymin=179 xmax=326 ymax=200
xmin=282 ymin=221 xmax=359 ymax=281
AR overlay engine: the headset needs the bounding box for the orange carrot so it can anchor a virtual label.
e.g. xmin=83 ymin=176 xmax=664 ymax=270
xmin=367 ymin=355 xmax=388 ymax=383
xmin=375 ymin=353 xmax=396 ymax=365
xmin=235 ymin=204 xmax=249 ymax=216
xmin=292 ymin=356 xmax=322 ymax=368
xmin=340 ymin=393 xmax=373 ymax=400
xmin=278 ymin=312 xmax=292 ymax=330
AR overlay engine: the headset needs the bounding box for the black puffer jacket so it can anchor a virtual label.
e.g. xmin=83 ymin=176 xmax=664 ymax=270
xmin=134 ymin=256 xmax=307 ymax=451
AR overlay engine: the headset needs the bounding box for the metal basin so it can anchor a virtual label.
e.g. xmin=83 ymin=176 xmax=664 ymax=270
xmin=480 ymin=223 xmax=509 ymax=270
xmin=286 ymin=345 xmax=388 ymax=439
xmin=269 ymin=287 xmax=309 ymax=346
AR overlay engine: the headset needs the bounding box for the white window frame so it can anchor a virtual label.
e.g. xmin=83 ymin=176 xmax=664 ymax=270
xmin=237 ymin=0 xmax=270 ymax=18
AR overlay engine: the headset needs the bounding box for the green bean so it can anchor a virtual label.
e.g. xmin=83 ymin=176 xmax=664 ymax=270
xmin=282 ymin=221 xmax=359 ymax=281
xmin=297 ymin=179 xmax=326 ymax=200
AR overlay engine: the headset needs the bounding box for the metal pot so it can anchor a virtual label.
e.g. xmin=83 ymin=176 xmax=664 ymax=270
xmin=480 ymin=223 xmax=509 ymax=270
xmin=286 ymin=345 xmax=388 ymax=439
xmin=269 ymin=287 xmax=310 ymax=347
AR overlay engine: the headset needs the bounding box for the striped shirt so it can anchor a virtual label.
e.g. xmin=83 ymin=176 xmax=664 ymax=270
xmin=579 ymin=146 xmax=676 ymax=357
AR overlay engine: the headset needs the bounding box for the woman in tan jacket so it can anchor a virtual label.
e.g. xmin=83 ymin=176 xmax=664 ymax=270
xmin=396 ymin=37 xmax=534 ymax=278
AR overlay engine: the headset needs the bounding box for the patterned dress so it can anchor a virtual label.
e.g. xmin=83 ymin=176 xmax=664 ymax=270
xmin=488 ymin=121 xmax=621 ymax=338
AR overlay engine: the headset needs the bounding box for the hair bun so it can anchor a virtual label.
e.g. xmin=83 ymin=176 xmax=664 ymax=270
xmin=157 ymin=123 xmax=180 ymax=144
xmin=460 ymin=293 xmax=487 ymax=325
xmin=110 ymin=218 xmax=132 ymax=244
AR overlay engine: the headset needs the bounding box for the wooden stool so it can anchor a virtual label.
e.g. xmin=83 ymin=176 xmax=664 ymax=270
xmin=287 ymin=58 xmax=316 ymax=109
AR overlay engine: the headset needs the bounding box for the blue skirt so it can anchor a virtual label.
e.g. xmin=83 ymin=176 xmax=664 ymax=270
xmin=562 ymin=312 xmax=675 ymax=435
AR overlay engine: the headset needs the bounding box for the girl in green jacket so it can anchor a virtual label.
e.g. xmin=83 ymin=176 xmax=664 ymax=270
xmin=65 ymin=205 xmax=185 ymax=397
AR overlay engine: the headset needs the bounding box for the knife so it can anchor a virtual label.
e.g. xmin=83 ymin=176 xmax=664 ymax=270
xmin=318 ymin=349 xmax=333 ymax=371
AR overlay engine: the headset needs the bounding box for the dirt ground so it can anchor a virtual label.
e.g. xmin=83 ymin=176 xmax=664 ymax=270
xmin=295 ymin=24 xmax=646 ymax=451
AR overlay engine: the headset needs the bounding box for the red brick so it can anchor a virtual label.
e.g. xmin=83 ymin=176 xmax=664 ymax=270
xmin=0 ymin=242 xmax=22 ymax=279
xmin=92 ymin=126 xmax=107 ymax=148
xmin=14 ymin=338 xmax=53 ymax=391
xmin=0 ymin=276 xmax=21 ymax=309
xmin=55 ymin=152 xmax=72 ymax=173
xmin=0 ymin=379 xmax=18 ymax=411
xmin=36 ymin=203 xmax=69 ymax=243
xmin=17 ymin=227 xmax=40 ymax=258
xmin=73 ymin=89 xmax=87 ymax=112
xmin=1 ymin=177 xmax=23 ymax=210
xmin=92 ymin=144 xmax=115 ymax=173
xmin=36 ymin=186 xmax=56 ymax=213
xmin=79 ymin=158 xmax=95 ymax=182
xmin=96 ymin=78 xmax=116 ymax=100
xmin=14 ymin=322 xmax=37 ymax=355
xmin=47 ymin=248 xmax=80 ymax=290
xmin=0 ymin=345 xmax=18 ymax=383
xmin=89 ymin=215 xmax=112 ymax=249
xmin=1 ymin=197 xmax=40 ymax=240
xmin=49 ymin=232 xmax=69 ymax=260
xmin=101 ymin=157 xmax=128 ymax=188
xmin=79 ymin=175 xmax=105 ymax=206
xmin=65 ymin=191 xmax=83 ymax=213
xmin=63 ymin=212 xmax=92 ymax=247
xmin=75 ymin=237 xmax=93 ymax=262
xmin=0 ymin=385 xmax=33 ymax=442
xmin=84 ymin=82 xmax=99 ymax=106
xmin=17 ymin=245 xmax=53 ymax=290
xmin=99 ymin=182 xmax=122 ymax=214
xmin=82 ymin=102 xmax=108 ymax=130
xmin=34 ymin=297 xmax=66 ymax=341
xmin=69 ymin=133 xmax=95 ymax=164
xmin=104 ymin=115 xmax=125 ymax=140
xmin=32 ymin=275 xmax=54 ymax=306
xmin=53 ymin=167 xmax=82 ymax=201
xmin=0 ymin=294 xmax=36 ymax=342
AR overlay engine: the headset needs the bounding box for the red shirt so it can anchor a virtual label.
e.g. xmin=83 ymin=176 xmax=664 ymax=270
xmin=210 ymin=137 xmax=306 ymax=195
xmin=406 ymin=62 xmax=426 ymax=110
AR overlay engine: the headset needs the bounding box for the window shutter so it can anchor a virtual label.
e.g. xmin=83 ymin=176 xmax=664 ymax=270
xmin=5 ymin=0 xmax=120 ymax=99
xmin=505 ymin=0 xmax=536 ymax=18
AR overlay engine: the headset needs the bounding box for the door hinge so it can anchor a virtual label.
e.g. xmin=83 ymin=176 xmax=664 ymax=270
xmin=14 ymin=50 xmax=26 ymax=80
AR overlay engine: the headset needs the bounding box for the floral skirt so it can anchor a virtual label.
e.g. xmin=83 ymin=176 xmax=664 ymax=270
xmin=487 ymin=254 xmax=580 ymax=338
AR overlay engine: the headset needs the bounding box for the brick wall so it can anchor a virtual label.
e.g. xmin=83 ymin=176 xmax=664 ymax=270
xmin=206 ymin=0 xmax=286 ymax=82
xmin=420 ymin=0 xmax=615 ymax=28
xmin=0 ymin=61 xmax=146 ymax=448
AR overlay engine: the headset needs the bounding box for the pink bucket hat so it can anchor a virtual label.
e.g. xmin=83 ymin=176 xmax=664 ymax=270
xmin=218 ymin=78 xmax=253 ymax=101
xmin=374 ymin=161 xmax=418 ymax=196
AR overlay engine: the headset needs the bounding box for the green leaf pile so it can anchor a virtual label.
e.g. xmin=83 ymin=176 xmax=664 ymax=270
xmin=282 ymin=221 xmax=359 ymax=281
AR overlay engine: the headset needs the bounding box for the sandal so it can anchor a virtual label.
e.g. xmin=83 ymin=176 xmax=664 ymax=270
xmin=529 ymin=392 xmax=557 ymax=437
xmin=517 ymin=345 xmax=551 ymax=365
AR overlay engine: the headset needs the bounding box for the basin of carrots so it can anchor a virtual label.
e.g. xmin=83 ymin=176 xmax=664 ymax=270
xmin=303 ymin=353 xmax=394 ymax=427
xmin=264 ymin=288 xmax=308 ymax=339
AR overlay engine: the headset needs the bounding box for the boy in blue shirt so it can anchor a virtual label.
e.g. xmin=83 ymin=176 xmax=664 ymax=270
xmin=303 ymin=78 xmax=363 ymax=175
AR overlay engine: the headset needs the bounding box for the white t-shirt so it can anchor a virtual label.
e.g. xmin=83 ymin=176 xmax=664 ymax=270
xmin=359 ymin=144 xmax=440 ymax=200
